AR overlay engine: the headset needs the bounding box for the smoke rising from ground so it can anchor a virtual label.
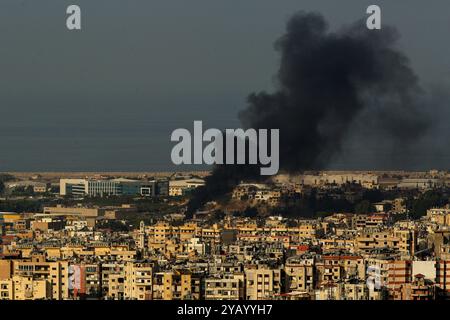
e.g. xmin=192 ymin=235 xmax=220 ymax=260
xmin=188 ymin=11 xmax=436 ymax=213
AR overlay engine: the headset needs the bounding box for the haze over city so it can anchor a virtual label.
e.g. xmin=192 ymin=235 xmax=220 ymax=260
xmin=1 ymin=0 xmax=450 ymax=171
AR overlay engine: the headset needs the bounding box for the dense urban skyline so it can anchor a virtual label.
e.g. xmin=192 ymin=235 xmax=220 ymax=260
xmin=1 ymin=170 xmax=450 ymax=301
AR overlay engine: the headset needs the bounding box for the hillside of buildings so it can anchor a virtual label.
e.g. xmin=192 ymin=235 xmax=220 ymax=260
xmin=1 ymin=170 xmax=450 ymax=300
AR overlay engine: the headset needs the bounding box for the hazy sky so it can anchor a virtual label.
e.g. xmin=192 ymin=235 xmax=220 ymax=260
xmin=0 ymin=0 xmax=449 ymax=171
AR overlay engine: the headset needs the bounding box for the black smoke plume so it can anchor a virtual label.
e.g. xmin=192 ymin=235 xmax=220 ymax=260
xmin=187 ymin=11 xmax=431 ymax=214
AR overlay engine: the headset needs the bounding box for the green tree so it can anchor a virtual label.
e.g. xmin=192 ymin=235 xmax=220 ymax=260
xmin=410 ymin=190 xmax=447 ymax=219
xmin=0 ymin=174 xmax=14 ymax=195
xmin=243 ymin=206 xmax=258 ymax=218
xmin=0 ymin=174 xmax=14 ymax=182
xmin=355 ymin=200 xmax=375 ymax=214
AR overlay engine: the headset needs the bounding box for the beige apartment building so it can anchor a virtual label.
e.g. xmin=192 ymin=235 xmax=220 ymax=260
xmin=101 ymin=263 xmax=125 ymax=298
xmin=146 ymin=222 xmax=208 ymax=244
xmin=245 ymin=267 xmax=283 ymax=300
xmin=176 ymin=223 xmax=198 ymax=241
xmin=341 ymin=283 xmax=370 ymax=300
xmin=12 ymin=275 xmax=51 ymax=300
xmin=148 ymin=222 xmax=173 ymax=244
xmin=204 ymin=274 xmax=245 ymax=300
xmin=13 ymin=255 xmax=70 ymax=300
xmin=393 ymin=229 xmax=417 ymax=257
xmin=316 ymin=255 xmax=365 ymax=284
xmin=108 ymin=274 xmax=125 ymax=300
xmin=398 ymin=274 xmax=435 ymax=300
xmin=285 ymin=257 xmax=315 ymax=293
xmin=319 ymin=238 xmax=355 ymax=253
xmin=427 ymin=207 xmax=450 ymax=225
xmin=200 ymin=224 xmax=221 ymax=244
xmin=123 ymin=262 xmax=153 ymax=300
xmin=0 ymin=257 xmax=65 ymax=300
xmin=152 ymin=270 xmax=199 ymax=300
xmin=315 ymin=282 xmax=369 ymax=300
xmin=355 ymin=230 xmax=416 ymax=256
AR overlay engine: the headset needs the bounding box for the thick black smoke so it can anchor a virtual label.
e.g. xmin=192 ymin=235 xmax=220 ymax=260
xmin=188 ymin=11 xmax=431 ymax=213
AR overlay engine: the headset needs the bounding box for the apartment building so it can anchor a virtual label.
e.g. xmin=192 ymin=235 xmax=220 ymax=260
xmin=152 ymin=270 xmax=199 ymax=300
xmin=387 ymin=260 xmax=412 ymax=300
xmin=209 ymin=262 xmax=243 ymax=275
xmin=204 ymin=274 xmax=245 ymax=300
xmin=200 ymin=225 xmax=221 ymax=244
xmin=13 ymin=255 xmax=70 ymax=299
xmin=285 ymin=256 xmax=315 ymax=293
xmin=101 ymin=263 xmax=125 ymax=297
xmin=365 ymin=257 xmax=391 ymax=291
xmin=108 ymin=274 xmax=125 ymax=300
xmin=400 ymin=274 xmax=435 ymax=300
xmin=429 ymin=230 xmax=450 ymax=259
xmin=341 ymin=283 xmax=370 ymax=300
xmin=12 ymin=275 xmax=51 ymax=300
xmin=393 ymin=229 xmax=417 ymax=257
xmin=355 ymin=230 xmax=415 ymax=256
xmin=123 ymin=262 xmax=153 ymax=300
xmin=148 ymin=222 xmax=173 ymax=245
xmin=245 ymin=267 xmax=283 ymax=300
xmin=84 ymin=263 xmax=102 ymax=297
xmin=316 ymin=254 xmax=365 ymax=284
xmin=436 ymin=260 xmax=450 ymax=299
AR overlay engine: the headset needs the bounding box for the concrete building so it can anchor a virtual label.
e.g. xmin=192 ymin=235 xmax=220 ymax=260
xmin=168 ymin=178 xmax=205 ymax=196
xmin=245 ymin=267 xmax=283 ymax=300
xmin=12 ymin=275 xmax=51 ymax=300
xmin=13 ymin=255 xmax=70 ymax=300
xmin=60 ymin=178 xmax=168 ymax=197
xmin=285 ymin=256 xmax=315 ymax=293
xmin=205 ymin=274 xmax=245 ymax=300
xmin=152 ymin=270 xmax=199 ymax=300
xmin=123 ymin=262 xmax=153 ymax=300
